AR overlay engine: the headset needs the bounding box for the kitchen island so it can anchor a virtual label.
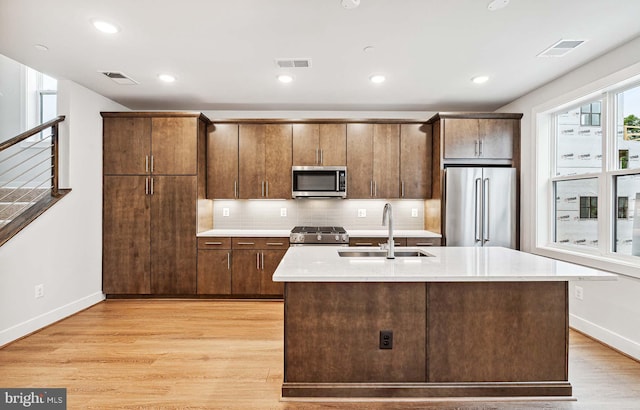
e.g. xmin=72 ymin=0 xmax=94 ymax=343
xmin=273 ymin=246 xmax=617 ymax=399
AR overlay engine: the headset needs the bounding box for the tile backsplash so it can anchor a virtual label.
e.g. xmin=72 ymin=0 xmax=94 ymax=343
xmin=211 ymin=199 xmax=425 ymax=230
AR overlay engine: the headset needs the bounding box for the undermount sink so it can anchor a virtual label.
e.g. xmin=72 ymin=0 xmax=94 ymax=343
xmin=338 ymin=249 xmax=433 ymax=258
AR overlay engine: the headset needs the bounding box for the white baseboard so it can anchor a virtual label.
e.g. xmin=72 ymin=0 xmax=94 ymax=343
xmin=570 ymin=313 xmax=640 ymax=361
xmin=0 ymin=292 xmax=105 ymax=347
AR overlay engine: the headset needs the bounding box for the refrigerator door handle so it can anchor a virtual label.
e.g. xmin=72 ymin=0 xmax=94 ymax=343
xmin=475 ymin=178 xmax=482 ymax=243
xmin=483 ymin=178 xmax=490 ymax=244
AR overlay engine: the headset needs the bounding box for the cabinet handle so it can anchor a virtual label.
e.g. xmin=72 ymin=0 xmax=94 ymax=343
xmin=414 ymin=242 xmax=434 ymax=246
xmin=261 ymin=181 xmax=265 ymax=197
xmin=374 ymin=181 xmax=377 ymax=197
xmin=145 ymin=156 xmax=149 ymax=173
xmin=227 ymin=252 xmax=231 ymax=270
xmin=354 ymin=242 xmax=373 ymax=246
xmin=234 ymin=180 xmax=238 ymax=198
xmin=150 ymin=155 xmax=154 ymax=172
xmin=204 ymin=241 xmax=223 ymax=245
xmin=479 ymin=140 xmax=483 ymax=156
xmin=401 ymin=181 xmax=405 ymax=198
xmin=261 ymin=252 xmax=264 ymax=270
xmin=370 ymin=180 xmax=373 ymax=197
xmin=145 ymin=177 xmax=149 ymax=195
xmin=256 ymin=253 xmax=260 ymax=270
xmin=150 ymin=177 xmax=154 ymax=195
xmin=266 ymin=181 xmax=269 ymax=197
xmin=266 ymin=242 xmax=283 ymax=246
xmin=237 ymin=242 xmax=255 ymax=245
xmin=320 ymin=149 xmax=323 ymax=164
xmin=315 ymin=148 xmax=319 ymax=165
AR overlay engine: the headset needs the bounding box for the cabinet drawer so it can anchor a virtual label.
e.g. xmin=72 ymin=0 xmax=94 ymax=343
xmin=198 ymin=237 xmax=232 ymax=249
xmin=232 ymin=237 xmax=289 ymax=249
xmin=406 ymin=237 xmax=441 ymax=247
xmin=349 ymin=237 xmax=407 ymax=247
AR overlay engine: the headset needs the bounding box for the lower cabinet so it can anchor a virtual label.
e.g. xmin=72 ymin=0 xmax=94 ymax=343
xmin=197 ymin=237 xmax=288 ymax=297
xmin=349 ymin=237 xmax=441 ymax=247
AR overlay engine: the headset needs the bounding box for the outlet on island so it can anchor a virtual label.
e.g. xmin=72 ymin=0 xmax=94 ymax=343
xmin=358 ymin=209 xmax=366 ymax=218
xmin=379 ymin=330 xmax=393 ymax=349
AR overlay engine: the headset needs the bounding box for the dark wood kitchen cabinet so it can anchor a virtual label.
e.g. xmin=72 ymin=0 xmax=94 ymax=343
xmin=231 ymin=237 xmax=288 ymax=296
xmin=292 ymin=123 xmax=346 ymax=166
xmin=400 ymin=124 xmax=431 ymax=198
xmin=238 ymin=124 xmax=292 ymax=199
xmin=197 ymin=238 xmax=232 ymax=295
xmin=207 ymin=123 xmax=239 ymax=199
xmin=102 ymin=112 xmax=210 ymax=295
xmin=346 ymin=123 xmax=400 ymax=198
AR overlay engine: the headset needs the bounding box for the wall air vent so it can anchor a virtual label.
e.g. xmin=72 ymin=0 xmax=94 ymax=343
xmin=538 ymin=39 xmax=586 ymax=57
xmin=275 ymin=58 xmax=312 ymax=68
xmin=99 ymin=71 xmax=139 ymax=85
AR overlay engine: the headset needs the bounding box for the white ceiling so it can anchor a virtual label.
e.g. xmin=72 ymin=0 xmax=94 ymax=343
xmin=2 ymin=0 xmax=640 ymax=112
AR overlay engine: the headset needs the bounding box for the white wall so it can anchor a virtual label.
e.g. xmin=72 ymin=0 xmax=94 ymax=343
xmin=499 ymin=35 xmax=640 ymax=359
xmin=0 ymin=80 xmax=127 ymax=346
xmin=0 ymin=54 xmax=24 ymax=142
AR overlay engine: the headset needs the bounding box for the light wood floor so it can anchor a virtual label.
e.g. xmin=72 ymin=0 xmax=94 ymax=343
xmin=1 ymin=300 xmax=640 ymax=409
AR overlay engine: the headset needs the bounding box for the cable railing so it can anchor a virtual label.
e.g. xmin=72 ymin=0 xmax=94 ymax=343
xmin=0 ymin=116 xmax=66 ymax=244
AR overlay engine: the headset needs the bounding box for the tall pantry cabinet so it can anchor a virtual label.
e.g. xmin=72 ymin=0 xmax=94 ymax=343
xmin=102 ymin=112 xmax=210 ymax=295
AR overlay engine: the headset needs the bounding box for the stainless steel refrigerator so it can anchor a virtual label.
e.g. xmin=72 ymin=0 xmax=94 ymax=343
xmin=444 ymin=167 xmax=516 ymax=248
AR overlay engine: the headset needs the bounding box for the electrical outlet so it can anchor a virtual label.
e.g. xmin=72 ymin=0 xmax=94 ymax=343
xmin=35 ymin=284 xmax=44 ymax=299
xmin=222 ymin=208 xmax=230 ymax=217
xmin=358 ymin=209 xmax=366 ymax=218
xmin=280 ymin=208 xmax=287 ymax=217
xmin=575 ymin=285 xmax=584 ymax=300
xmin=411 ymin=208 xmax=418 ymax=217
xmin=379 ymin=330 xmax=393 ymax=349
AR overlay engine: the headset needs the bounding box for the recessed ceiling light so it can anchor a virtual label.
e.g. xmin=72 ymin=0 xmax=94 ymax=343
xmin=487 ymin=0 xmax=509 ymax=11
xmin=471 ymin=75 xmax=489 ymax=84
xmin=341 ymin=0 xmax=361 ymax=9
xmin=363 ymin=46 xmax=375 ymax=53
xmin=34 ymin=44 xmax=49 ymax=52
xmin=158 ymin=74 xmax=176 ymax=83
xmin=92 ymin=19 xmax=120 ymax=34
xmin=277 ymin=74 xmax=294 ymax=83
xmin=369 ymin=74 xmax=386 ymax=84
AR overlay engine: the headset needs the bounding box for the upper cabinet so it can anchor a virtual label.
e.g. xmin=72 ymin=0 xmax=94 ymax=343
xmin=292 ymin=123 xmax=346 ymax=166
xmin=103 ymin=115 xmax=199 ymax=175
xmin=400 ymin=124 xmax=431 ymax=198
xmin=207 ymin=123 xmax=238 ymax=199
xmin=238 ymin=124 xmax=292 ymax=199
xmin=428 ymin=114 xmax=521 ymax=162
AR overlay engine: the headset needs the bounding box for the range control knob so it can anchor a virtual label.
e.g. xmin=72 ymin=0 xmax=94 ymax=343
xmin=317 ymin=234 xmax=322 ymax=241
xmin=335 ymin=235 xmax=340 ymax=241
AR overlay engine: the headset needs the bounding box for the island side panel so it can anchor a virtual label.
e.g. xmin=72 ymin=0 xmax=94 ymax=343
xmin=284 ymin=282 xmax=426 ymax=383
xmin=427 ymin=281 xmax=568 ymax=383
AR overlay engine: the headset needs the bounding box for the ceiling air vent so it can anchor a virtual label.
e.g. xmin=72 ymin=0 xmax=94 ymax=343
xmin=99 ymin=71 xmax=139 ymax=85
xmin=275 ymin=58 xmax=312 ymax=68
xmin=538 ymin=39 xmax=585 ymax=57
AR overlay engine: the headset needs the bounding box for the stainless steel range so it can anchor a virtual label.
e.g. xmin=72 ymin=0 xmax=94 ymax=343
xmin=290 ymin=226 xmax=349 ymax=245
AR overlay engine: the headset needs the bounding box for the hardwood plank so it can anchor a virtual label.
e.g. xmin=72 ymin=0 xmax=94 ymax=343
xmin=1 ymin=300 xmax=639 ymax=409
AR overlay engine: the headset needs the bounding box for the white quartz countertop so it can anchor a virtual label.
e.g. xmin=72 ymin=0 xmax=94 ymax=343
xmin=198 ymin=229 xmax=290 ymax=237
xmin=197 ymin=229 xmax=440 ymax=238
xmin=272 ymin=246 xmax=618 ymax=282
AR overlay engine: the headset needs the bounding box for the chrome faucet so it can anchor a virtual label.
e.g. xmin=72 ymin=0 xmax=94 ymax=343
xmin=382 ymin=203 xmax=394 ymax=259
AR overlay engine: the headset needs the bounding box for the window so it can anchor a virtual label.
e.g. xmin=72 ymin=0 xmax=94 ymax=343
xmin=548 ymin=83 xmax=640 ymax=261
xmin=25 ymin=67 xmax=57 ymax=141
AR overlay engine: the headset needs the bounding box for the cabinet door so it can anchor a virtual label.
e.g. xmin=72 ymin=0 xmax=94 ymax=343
xmin=260 ymin=249 xmax=286 ymax=296
xmin=197 ymin=250 xmax=232 ymax=294
xmin=151 ymin=117 xmax=198 ymax=175
xmin=232 ymin=250 xmax=261 ymax=294
xmin=238 ymin=124 xmax=266 ymax=198
xmin=443 ymin=118 xmax=479 ymax=159
xmin=150 ymin=176 xmax=197 ymax=294
xmin=103 ymin=176 xmax=151 ymax=294
xmin=265 ymin=124 xmax=292 ymax=199
xmin=400 ymin=124 xmax=430 ymax=198
xmin=319 ymin=124 xmax=347 ymax=166
xmin=478 ymin=119 xmax=514 ymax=159
xmin=292 ymin=124 xmax=320 ymax=165
xmin=207 ymin=124 xmax=238 ymax=199
xmin=346 ymin=123 xmax=374 ymax=198
xmin=103 ymin=117 xmax=151 ymax=175
xmin=373 ymin=124 xmax=400 ymax=198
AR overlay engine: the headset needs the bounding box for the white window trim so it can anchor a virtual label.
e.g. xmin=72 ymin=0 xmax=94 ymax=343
xmin=531 ymin=62 xmax=640 ymax=280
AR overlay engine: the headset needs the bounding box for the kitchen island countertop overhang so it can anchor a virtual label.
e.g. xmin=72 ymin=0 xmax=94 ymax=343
xmin=273 ymin=245 xmax=618 ymax=282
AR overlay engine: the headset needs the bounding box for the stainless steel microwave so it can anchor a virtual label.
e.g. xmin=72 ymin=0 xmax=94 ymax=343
xmin=292 ymin=166 xmax=347 ymax=198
